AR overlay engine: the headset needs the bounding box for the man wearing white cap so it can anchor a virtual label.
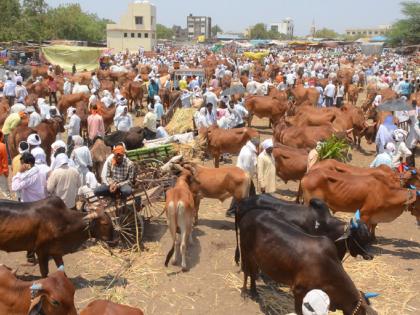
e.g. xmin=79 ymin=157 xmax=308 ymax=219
xmin=370 ymin=142 xmax=395 ymax=169
xmin=286 ymin=289 xmax=330 ymax=315
xmin=27 ymin=134 xmax=46 ymax=158
xmin=258 ymin=139 xmax=276 ymax=194
xmin=91 ymin=72 xmax=101 ymax=91
xmin=63 ymin=77 xmax=72 ymax=95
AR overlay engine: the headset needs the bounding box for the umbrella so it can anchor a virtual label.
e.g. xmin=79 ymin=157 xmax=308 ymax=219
xmin=377 ymin=99 xmax=412 ymax=112
xmin=221 ymin=85 xmax=245 ymax=96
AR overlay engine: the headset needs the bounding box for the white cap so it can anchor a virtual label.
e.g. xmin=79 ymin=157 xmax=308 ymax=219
xmin=302 ymin=290 xmax=330 ymax=315
xmin=27 ymin=134 xmax=41 ymax=146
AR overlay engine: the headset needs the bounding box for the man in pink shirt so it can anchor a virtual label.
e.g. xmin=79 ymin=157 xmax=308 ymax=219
xmin=87 ymin=105 xmax=105 ymax=145
xmin=48 ymin=76 xmax=58 ymax=105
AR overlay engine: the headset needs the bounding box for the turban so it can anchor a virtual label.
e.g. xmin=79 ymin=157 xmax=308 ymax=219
xmin=302 ymin=290 xmax=330 ymax=315
xmin=385 ymin=142 xmax=396 ymax=154
xmin=27 ymin=134 xmax=41 ymax=146
xmin=261 ymin=139 xmax=273 ymax=151
xmin=18 ymin=111 xmax=26 ymax=119
xmin=113 ymin=145 xmax=125 ymax=155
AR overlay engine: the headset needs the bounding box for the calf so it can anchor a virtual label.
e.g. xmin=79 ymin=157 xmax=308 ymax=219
xmin=237 ymin=210 xmax=377 ymax=315
xmin=237 ymin=195 xmax=372 ymax=261
xmin=301 ymin=168 xmax=419 ymax=238
xmin=0 ymin=265 xmax=77 ymax=315
xmin=164 ymin=170 xmax=196 ymax=272
xmin=80 ymin=300 xmax=143 ymax=315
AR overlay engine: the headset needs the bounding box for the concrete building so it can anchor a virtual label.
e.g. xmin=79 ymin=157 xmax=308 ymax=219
xmin=345 ymin=25 xmax=391 ymax=37
xmin=270 ymin=18 xmax=294 ymax=39
xmin=107 ymin=0 xmax=157 ymax=52
xmin=187 ymin=14 xmax=212 ymax=40
xmin=172 ymin=25 xmax=188 ymax=41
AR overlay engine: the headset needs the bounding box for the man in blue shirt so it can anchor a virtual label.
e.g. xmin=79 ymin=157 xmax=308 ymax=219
xmin=400 ymin=79 xmax=412 ymax=99
xmin=3 ymin=77 xmax=16 ymax=106
xmin=148 ymin=78 xmax=159 ymax=104
xmin=154 ymin=95 xmax=165 ymax=124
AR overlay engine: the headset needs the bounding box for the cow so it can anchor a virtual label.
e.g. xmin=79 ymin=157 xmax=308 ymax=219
xmin=122 ymin=81 xmax=145 ymax=113
xmin=57 ymin=93 xmax=89 ymax=117
xmin=8 ymin=116 xmax=65 ymax=163
xmin=237 ymin=209 xmax=377 ymax=315
xmin=164 ymin=169 xmax=196 ymax=272
xmin=90 ymin=136 xmax=112 ymax=182
xmin=177 ymin=162 xmax=252 ymax=221
xmin=72 ymin=82 xmax=90 ymax=94
xmin=0 ymin=266 xmax=77 ymax=315
xmin=97 ymin=102 xmax=117 ymax=132
xmin=31 ymin=66 xmax=49 ymax=79
xmin=236 ymin=195 xmax=373 ymax=261
xmin=199 ymin=126 xmax=258 ymax=168
xmin=347 ymin=84 xmax=361 ymax=105
xmin=80 ymin=300 xmax=144 ymax=315
xmin=289 ymin=85 xmax=320 ymax=106
xmin=26 ymin=81 xmax=50 ymax=98
xmin=244 ymin=95 xmax=288 ymax=127
xmin=104 ymin=127 xmax=145 ymax=150
xmin=285 ymin=107 xmax=337 ymax=127
xmin=301 ymin=168 xmax=419 ymax=239
xmin=0 ymin=197 xmax=114 ymax=277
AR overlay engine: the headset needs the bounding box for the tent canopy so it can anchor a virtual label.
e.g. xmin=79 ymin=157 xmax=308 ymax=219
xmin=41 ymin=45 xmax=104 ymax=72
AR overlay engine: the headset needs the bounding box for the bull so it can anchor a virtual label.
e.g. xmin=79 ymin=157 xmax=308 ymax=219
xmin=80 ymin=300 xmax=144 ymax=315
xmin=244 ymin=95 xmax=288 ymax=127
xmin=104 ymin=127 xmax=145 ymax=150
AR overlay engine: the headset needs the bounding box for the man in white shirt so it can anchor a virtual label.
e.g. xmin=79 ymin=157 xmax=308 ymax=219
xmin=91 ymin=72 xmax=101 ymax=91
xmin=143 ymin=104 xmax=157 ymax=140
xmin=65 ymin=108 xmax=81 ymax=154
xmin=226 ymin=138 xmax=259 ymax=217
xmin=15 ymin=81 xmax=28 ymax=101
xmin=26 ymin=107 xmax=42 ymax=128
xmin=203 ymin=87 xmax=219 ymax=111
xmin=3 ymin=77 xmax=16 ymax=106
xmin=63 ymin=78 xmax=72 ymax=95
xmin=114 ymin=107 xmax=133 ymax=132
xmin=323 ymin=81 xmax=336 ymax=107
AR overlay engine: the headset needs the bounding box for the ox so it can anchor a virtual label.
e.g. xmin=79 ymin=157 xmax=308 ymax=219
xmin=289 ymin=85 xmax=320 ymax=106
xmin=237 ymin=209 xmax=377 ymax=314
xmin=0 ymin=266 xmax=77 ymax=315
xmin=122 ymin=81 xmax=145 ymax=113
xmin=199 ymin=126 xmax=258 ymax=168
xmin=244 ymin=95 xmax=288 ymax=127
xmin=0 ymin=197 xmax=113 ymax=277
xmin=104 ymin=127 xmax=145 ymax=150
xmin=301 ymin=168 xmax=420 ymax=239
xmin=80 ymin=300 xmax=144 ymax=315
xmin=57 ymin=93 xmax=89 ymax=117
xmin=90 ymin=137 xmax=111 ymax=182
xmin=164 ymin=169 xmax=196 ymax=271
xmin=236 ymin=195 xmax=372 ymax=262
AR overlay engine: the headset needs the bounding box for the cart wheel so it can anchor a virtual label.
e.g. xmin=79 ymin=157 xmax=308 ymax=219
xmin=112 ymin=205 xmax=144 ymax=250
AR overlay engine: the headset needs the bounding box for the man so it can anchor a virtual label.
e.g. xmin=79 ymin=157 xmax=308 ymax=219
xmin=72 ymin=63 xmax=77 ymax=75
xmin=154 ymin=95 xmax=165 ymax=123
xmin=114 ymin=106 xmax=133 ymax=132
xmin=3 ymin=77 xmax=16 ymax=106
xmin=88 ymin=89 xmax=99 ymax=110
xmin=370 ymin=142 xmax=395 ymax=169
xmin=63 ymin=77 xmax=72 ymax=95
xmin=143 ymin=104 xmax=157 ymax=140
xmin=95 ymin=144 xmax=135 ymax=199
xmin=226 ymin=138 xmax=259 ymax=217
xmin=65 ymin=107 xmax=81 ymax=154
xmin=286 ymin=290 xmax=330 ymax=315
xmin=335 ymin=82 xmax=345 ymax=107
xmin=178 ymin=76 xmax=188 ymax=91
xmin=47 ymin=76 xmax=58 ymax=105
xmin=228 ymin=100 xmax=248 ymax=128
xmin=91 ymin=71 xmax=101 ymax=91
xmin=148 ymin=78 xmax=159 ymax=103
xmin=26 ymin=106 xmax=42 ymax=128
xmin=11 ymin=152 xmax=47 ymax=202
xmin=15 ymin=81 xmax=28 ymax=101
xmin=375 ymin=115 xmax=397 ymax=153
xmin=70 ymin=135 xmax=92 ymax=185
xmin=257 ymin=139 xmax=276 ymax=194
xmin=323 ymin=81 xmax=336 ymax=107
xmin=203 ymin=87 xmax=219 ymax=110
xmin=188 ymin=76 xmax=199 ymax=91
xmin=47 ymin=153 xmax=81 ymax=209
xmin=0 ymin=132 xmax=9 ymax=199
xmin=2 ymin=111 xmax=26 ymax=164
xmin=12 ymin=141 xmax=29 ymax=178
xmin=400 ymin=78 xmax=412 ymax=99
xmin=87 ymin=105 xmax=105 ymax=144
xmin=10 ymin=98 xmax=26 ymax=114
xmin=406 ymin=100 xmax=420 ymax=167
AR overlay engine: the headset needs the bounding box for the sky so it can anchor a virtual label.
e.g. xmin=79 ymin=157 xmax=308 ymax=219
xmin=46 ymin=0 xmax=404 ymax=35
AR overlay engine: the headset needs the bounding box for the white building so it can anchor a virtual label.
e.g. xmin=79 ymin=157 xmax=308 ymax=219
xmin=270 ymin=18 xmax=294 ymax=39
xmin=107 ymin=0 xmax=157 ymax=52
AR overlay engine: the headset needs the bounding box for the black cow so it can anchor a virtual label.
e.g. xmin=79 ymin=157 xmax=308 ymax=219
xmin=104 ymin=127 xmax=144 ymax=150
xmin=238 ymin=209 xmax=378 ymax=315
xmin=236 ymin=195 xmax=372 ymax=261
xmin=0 ymin=197 xmax=113 ymax=277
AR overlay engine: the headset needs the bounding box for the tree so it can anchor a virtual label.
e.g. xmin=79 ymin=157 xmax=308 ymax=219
xmin=387 ymin=1 xmax=420 ymax=46
xmin=314 ymin=28 xmax=339 ymax=38
xmin=21 ymin=0 xmax=50 ymax=42
xmin=156 ymin=24 xmax=174 ymax=40
xmin=211 ymin=25 xmax=223 ymax=37
xmin=0 ymin=0 xmax=21 ymax=41
xmin=250 ymin=23 xmax=269 ymax=39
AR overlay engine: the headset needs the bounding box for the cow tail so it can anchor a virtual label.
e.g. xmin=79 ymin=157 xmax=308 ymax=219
xmin=165 ymin=246 xmax=174 ymax=267
xmin=234 ymin=204 xmax=240 ymax=265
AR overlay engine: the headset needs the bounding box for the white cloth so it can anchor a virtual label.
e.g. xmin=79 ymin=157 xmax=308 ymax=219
xmin=63 ymin=81 xmax=72 ymax=95
xmin=237 ymin=141 xmax=258 ymax=177
xmin=115 ymin=114 xmax=133 ymax=132
xmin=324 ymin=83 xmax=336 ymax=98
xmin=28 ymin=112 xmax=42 ymax=128
xmin=10 ymin=103 xmax=26 ymax=114
xmin=143 ymin=111 xmax=157 ymax=132
xmin=65 ymin=114 xmax=81 ymax=137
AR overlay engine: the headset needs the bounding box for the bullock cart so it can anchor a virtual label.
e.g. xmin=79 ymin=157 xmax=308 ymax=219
xmin=83 ymin=144 xmax=177 ymax=251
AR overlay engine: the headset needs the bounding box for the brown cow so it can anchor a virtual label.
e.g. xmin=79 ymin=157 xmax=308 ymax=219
xmin=164 ymin=169 xmax=196 ymax=271
xmin=301 ymin=168 xmax=419 ymax=238
xmin=31 ymin=66 xmax=49 ymax=79
xmin=272 ymin=144 xmax=308 ymax=183
xmin=0 ymin=266 xmax=77 ymax=315
xmin=57 ymin=93 xmax=89 ymax=117
xmin=289 ymin=85 xmax=320 ymax=106
xmin=122 ymin=81 xmax=145 ymax=113
xmin=80 ymin=300 xmax=144 ymax=315
xmin=347 ymin=84 xmax=361 ymax=105
xmin=200 ymin=126 xmax=259 ymax=167
xmin=26 ymin=81 xmax=50 ymax=98
xmin=244 ymin=95 xmax=288 ymax=126
xmin=90 ymin=137 xmax=111 ymax=182
xmin=97 ymin=102 xmax=117 ymax=132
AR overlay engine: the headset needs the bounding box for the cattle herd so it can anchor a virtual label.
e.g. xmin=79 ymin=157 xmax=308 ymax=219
xmin=0 ymin=43 xmax=419 ymax=314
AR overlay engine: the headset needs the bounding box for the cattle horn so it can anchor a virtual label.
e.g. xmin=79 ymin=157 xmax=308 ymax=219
xmin=335 ymin=228 xmax=351 ymax=241
xmin=83 ymin=212 xmax=99 ymax=221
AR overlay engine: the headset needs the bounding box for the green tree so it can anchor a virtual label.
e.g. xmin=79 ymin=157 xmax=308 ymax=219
xmin=0 ymin=0 xmax=21 ymax=41
xmin=156 ymin=24 xmax=174 ymax=40
xmin=250 ymin=23 xmax=269 ymax=39
xmin=211 ymin=25 xmax=223 ymax=37
xmin=21 ymin=0 xmax=50 ymax=42
xmin=387 ymin=1 xmax=420 ymax=46
xmin=314 ymin=28 xmax=339 ymax=38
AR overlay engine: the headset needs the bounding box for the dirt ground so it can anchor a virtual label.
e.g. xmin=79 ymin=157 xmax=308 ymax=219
xmin=0 ymin=114 xmax=419 ymax=314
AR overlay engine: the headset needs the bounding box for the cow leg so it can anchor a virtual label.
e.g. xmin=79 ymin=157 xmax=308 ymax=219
xmin=241 ymin=270 xmax=249 ymax=298
xmin=292 ymin=286 xmax=306 ymax=315
xmin=180 ymin=214 xmax=193 ymax=272
xmin=296 ymin=181 xmax=303 ymax=204
xmin=37 ymin=252 xmax=49 ymax=278
xmin=214 ymin=154 xmax=220 ymax=168
xmin=193 ymin=197 xmax=200 ymax=226
xmin=370 ymin=224 xmax=378 ymax=242
xmin=52 ymin=255 xmax=64 ymax=269
xmin=172 ymin=232 xmax=181 ymax=266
